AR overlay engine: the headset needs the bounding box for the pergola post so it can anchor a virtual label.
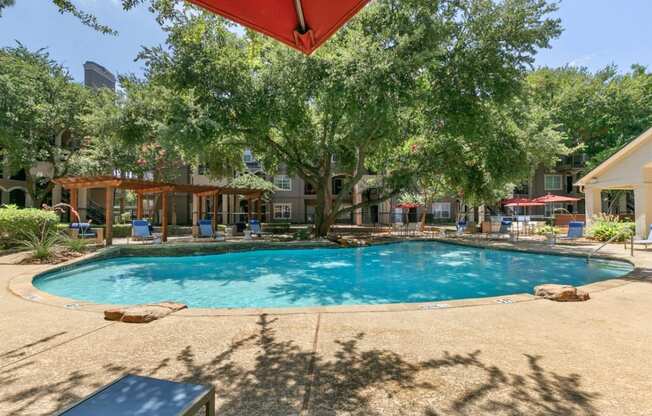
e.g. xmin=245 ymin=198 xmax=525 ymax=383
xmin=161 ymin=191 xmax=169 ymax=242
xmin=247 ymin=197 xmax=253 ymax=221
xmin=198 ymin=196 xmax=204 ymax=221
xmin=211 ymin=194 xmax=218 ymax=230
xmin=136 ymin=192 xmax=143 ymax=219
xmin=191 ymin=193 xmax=199 ymax=237
xmin=70 ymin=188 xmax=79 ymax=221
xmin=105 ymin=186 xmax=114 ymax=246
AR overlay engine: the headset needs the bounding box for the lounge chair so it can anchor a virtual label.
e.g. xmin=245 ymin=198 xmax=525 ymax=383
xmin=53 ymin=374 xmax=215 ymax=416
xmin=560 ymin=221 xmax=584 ymax=240
xmin=129 ymin=220 xmax=158 ymax=244
xmin=632 ymin=225 xmax=652 ymax=248
xmin=456 ymin=220 xmax=467 ymax=235
xmin=197 ymin=219 xmax=225 ymax=241
xmin=490 ymin=219 xmax=512 ymax=239
xmin=68 ymin=222 xmax=104 ymax=244
xmin=249 ymin=219 xmax=262 ymax=237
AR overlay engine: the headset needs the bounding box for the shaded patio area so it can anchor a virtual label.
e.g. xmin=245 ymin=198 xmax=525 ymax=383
xmin=52 ymin=176 xmax=267 ymax=245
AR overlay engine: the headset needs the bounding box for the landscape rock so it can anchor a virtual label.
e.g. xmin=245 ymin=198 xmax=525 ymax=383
xmin=533 ymin=284 xmax=590 ymax=302
xmin=104 ymin=301 xmax=187 ymax=323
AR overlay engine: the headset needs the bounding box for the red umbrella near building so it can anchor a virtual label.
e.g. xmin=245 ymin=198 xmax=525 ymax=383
xmin=187 ymin=0 xmax=370 ymax=54
xmin=532 ymin=193 xmax=582 ymax=204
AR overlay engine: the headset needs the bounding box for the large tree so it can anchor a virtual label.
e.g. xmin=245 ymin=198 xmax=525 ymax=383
xmin=139 ymin=0 xmax=562 ymax=236
xmin=527 ymin=65 xmax=652 ymax=171
xmin=0 ymin=45 xmax=91 ymax=207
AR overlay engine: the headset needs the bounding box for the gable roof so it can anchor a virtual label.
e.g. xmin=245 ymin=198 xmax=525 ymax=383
xmin=575 ymin=126 xmax=652 ymax=186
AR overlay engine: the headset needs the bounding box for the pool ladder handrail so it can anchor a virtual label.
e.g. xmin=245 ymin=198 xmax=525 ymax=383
xmin=587 ymin=230 xmax=633 ymax=263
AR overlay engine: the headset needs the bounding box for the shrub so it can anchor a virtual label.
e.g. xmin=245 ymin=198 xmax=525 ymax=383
xmin=0 ymin=205 xmax=59 ymax=247
xmin=587 ymin=214 xmax=635 ymax=242
xmin=535 ymin=225 xmax=560 ymax=236
xmin=293 ymin=228 xmax=312 ymax=240
xmin=19 ymin=225 xmax=63 ymax=260
xmin=62 ymin=236 xmax=89 ymax=253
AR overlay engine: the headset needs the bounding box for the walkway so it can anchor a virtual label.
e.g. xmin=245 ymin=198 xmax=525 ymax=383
xmin=1 ymin=240 xmax=651 ymax=415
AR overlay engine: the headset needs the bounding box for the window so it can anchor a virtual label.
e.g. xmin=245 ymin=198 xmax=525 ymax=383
xmin=274 ymin=175 xmax=291 ymax=191
xmin=544 ymin=174 xmax=562 ymax=191
xmin=431 ymin=202 xmax=451 ymax=219
xmin=273 ymin=203 xmax=292 ymax=220
xmin=243 ymin=149 xmax=254 ymax=163
xmin=332 ymin=177 xmax=344 ymax=195
xmin=304 ymin=182 xmax=315 ymax=195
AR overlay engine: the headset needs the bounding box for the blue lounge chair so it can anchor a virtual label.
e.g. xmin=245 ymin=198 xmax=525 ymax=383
xmin=491 ymin=219 xmax=512 ymax=239
xmin=197 ymin=219 xmax=225 ymax=241
xmin=249 ymin=219 xmax=262 ymax=237
xmin=456 ymin=219 xmax=467 ymax=235
xmin=565 ymin=221 xmax=584 ymax=240
xmin=69 ymin=223 xmax=97 ymax=239
xmin=130 ymin=220 xmax=157 ymax=243
xmin=633 ymin=224 xmax=652 ymax=248
xmin=54 ymin=374 xmax=215 ymax=416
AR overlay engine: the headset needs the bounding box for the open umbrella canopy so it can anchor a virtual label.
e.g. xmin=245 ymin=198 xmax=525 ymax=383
xmin=532 ymin=193 xmax=582 ymax=203
xmin=504 ymin=201 xmax=544 ymax=207
xmin=501 ymin=197 xmax=537 ymax=206
xmin=187 ymin=0 xmax=370 ymax=54
xmin=397 ymin=203 xmax=420 ymax=209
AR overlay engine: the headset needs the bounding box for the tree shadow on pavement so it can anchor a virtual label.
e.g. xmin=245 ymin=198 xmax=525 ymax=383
xmin=1 ymin=314 xmax=600 ymax=416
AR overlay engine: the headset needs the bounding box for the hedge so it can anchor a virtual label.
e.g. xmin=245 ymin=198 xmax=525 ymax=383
xmin=0 ymin=205 xmax=60 ymax=246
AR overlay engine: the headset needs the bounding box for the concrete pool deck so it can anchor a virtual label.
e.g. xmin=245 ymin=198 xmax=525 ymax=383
xmin=1 ymin=238 xmax=652 ymax=415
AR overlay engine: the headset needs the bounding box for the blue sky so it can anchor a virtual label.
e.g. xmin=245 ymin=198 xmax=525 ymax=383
xmin=0 ymin=0 xmax=650 ymax=83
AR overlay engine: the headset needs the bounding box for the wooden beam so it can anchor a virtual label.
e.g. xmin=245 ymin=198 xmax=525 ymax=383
xmin=161 ymin=191 xmax=169 ymax=242
xmin=105 ymin=186 xmax=114 ymax=246
xmin=198 ymin=196 xmax=204 ymax=220
xmin=211 ymin=194 xmax=218 ymax=230
xmin=136 ymin=192 xmax=143 ymax=219
xmin=70 ymin=188 xmax=78 ymax=220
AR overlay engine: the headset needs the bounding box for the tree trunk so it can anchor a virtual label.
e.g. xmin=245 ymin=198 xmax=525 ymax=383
xmin=314 ymin=177 xmax=334 ymax=237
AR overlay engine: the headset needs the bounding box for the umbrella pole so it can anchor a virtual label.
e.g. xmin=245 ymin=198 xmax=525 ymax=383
xmin=294 ymin=0 xmax=307 ymax=32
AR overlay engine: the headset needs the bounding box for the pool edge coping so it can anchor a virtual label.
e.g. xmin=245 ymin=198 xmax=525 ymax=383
xmin=8 ymin=238 xmax=644 ymax=317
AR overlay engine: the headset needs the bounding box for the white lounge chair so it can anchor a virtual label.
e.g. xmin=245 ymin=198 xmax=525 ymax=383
xmin=633 ymin=225 xmax=652 ymax=248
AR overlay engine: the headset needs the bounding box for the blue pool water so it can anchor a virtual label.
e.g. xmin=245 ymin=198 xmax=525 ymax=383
xmin=34 ymin=242 xmax=633 ymax=309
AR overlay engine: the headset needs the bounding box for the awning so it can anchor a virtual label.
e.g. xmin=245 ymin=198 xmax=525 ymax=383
xmin=186 ymin=0 xmax=370 ymax=54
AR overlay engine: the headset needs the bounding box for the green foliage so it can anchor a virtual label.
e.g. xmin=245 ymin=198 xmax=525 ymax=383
xmin=229 ymin=174 xmax=278 ymax=198
xmin=293 ymin=228 xmax=312 ymax=241
xmin=535 ymin=225 xmax=560 ymax=236
xmin=19 ymin=224 xmax=63 ymax=260
xmin=587 ymin=214 xmax=635 ymax=242
xmin=0 ymin=205 xmax=60 ymax=247
xmin=527 ymin=65 xmax=652 ymax=172
xmin=0 ymin=45 xmax=91 ymax=206
xmin=62 ymin=236 xmax=89 ymax=253
xmin=119 ymin=212 xmax=132 ymax=224
xmin=263 ymin=222 xmax=290 ymax=234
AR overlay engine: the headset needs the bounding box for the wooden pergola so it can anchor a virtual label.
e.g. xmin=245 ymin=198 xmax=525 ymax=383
xmin=52 ymin=176 xmax=266 ymax=245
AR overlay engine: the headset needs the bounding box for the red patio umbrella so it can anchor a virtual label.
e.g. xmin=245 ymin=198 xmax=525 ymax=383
xmin=532 ymin=193 xmax=582 ymax=203
xmin=187 ymin=0 xmax=370 ymax=54
xmin=396 ymin=203 xmax=420 ymax=209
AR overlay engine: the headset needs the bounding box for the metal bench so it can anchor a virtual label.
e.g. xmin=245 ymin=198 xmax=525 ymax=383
xmin=54 ymin=374 xmax=215 ymax=416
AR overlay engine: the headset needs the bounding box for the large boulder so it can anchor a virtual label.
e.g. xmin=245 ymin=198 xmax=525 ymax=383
xmin=534 ymin=284 xmax=590 ymax=302
xmin=104 ymin=301 xmax=187 ymax=323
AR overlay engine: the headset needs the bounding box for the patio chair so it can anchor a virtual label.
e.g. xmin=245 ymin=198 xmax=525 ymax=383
xmin=197 ymin=219 xmax=225 ymax=241
xmin=632 ymin=224 xmax=652 ymax=248
xmin=68 ymin=223 xmax=104 ymax=244
xmin=249 ymin=219 xmax=262 ymax=237
xmin=53 ymin=374 xmax=215 ymax=416
xmin=456 ymin=220 xmax=467 ymax=235
xmin=560 ymin=221 xmax=584 ymax=240
xmin=129 ymin=220 xmax=158 ymax=244
xmin=490 ymin=220 xmax=512 ymax=239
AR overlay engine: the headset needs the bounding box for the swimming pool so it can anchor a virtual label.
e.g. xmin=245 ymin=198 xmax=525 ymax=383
xmin=34 ymin=242 xmax=633 ymax=309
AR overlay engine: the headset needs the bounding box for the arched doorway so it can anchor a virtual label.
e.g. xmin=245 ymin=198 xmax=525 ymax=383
xmin=9 ymin=188 xmax=26 ymax=208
